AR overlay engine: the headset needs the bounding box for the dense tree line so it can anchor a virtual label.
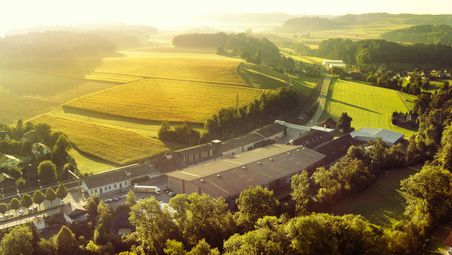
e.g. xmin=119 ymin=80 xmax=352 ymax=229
xmin=381 ymin=24 xmax=452 ymax=45
xmin=315 ymin=38 xmax=452 ymax=67
xmin=158 ymin=122 xmax=201 ymax=146
xmin=172 ymin=32 xmax=281 ymax=65
xmin=204 ymin=87 xmax=299 ymax=141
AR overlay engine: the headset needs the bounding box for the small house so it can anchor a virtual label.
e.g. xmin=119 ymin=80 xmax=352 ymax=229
xmin=23 ymin=130 xmax=38 ymax=143
xmin=63 ymin=203 xmax=88 ymax=224
xmin=0 ymin=154 xmax=22 ymax=170
xmin=32 ymin=143 xmax=51 ymax=158
xmin=0 ymin=173 xmax=16 ymax=194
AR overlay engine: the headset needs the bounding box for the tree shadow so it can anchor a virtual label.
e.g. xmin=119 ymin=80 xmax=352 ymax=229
xmin=331 ymin=98 xmax=382 ymax=114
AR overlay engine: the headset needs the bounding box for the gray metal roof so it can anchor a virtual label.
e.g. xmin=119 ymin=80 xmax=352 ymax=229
xmin=166 ymin=144 xmax=326 ymax=198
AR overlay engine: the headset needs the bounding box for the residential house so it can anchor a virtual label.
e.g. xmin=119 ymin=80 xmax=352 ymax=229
xmin=0 ymin=154 xmax=22 ymax=170
xmin=221 ymin=133 xmax=264 ymax=156
xmin=63 ymin=203 xmax=88 ymax=224
xmin=32 ymin=143 xmax=51 ymax=159
xmin=82 ymin=164 xmax=159 ymax=197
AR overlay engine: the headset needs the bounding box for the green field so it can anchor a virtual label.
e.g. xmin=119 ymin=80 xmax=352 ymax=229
xmin=31 ymin=115 xmax=170 ymax=166
xmin=324 ymin=166 xmax=420 ymax=227
xmin=323 ymin=79 xmax=416 ymax=136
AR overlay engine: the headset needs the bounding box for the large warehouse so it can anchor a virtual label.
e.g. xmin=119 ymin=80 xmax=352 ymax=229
xmin=166 ymin=144 xmax=325 ymax=207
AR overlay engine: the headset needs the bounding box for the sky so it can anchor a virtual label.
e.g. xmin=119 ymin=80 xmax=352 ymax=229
xmin=0 ymin=0 xmax=451 ymax=34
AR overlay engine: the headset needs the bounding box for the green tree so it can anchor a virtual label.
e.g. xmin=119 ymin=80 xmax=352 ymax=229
xmin=130 ymin=196 xmax=180 ymax=254
xmin=187 ymin=239 xmax=220 ymax=255
xmin=51 ymin=135 xmax=71 ymax=171
xmin=0 ymin=225 xmax=33 ymax=255
xmin=54 ymin=225 xmax=77 ymax=255
xmin=33 ymin=191 xmax=46 ymax=210
xmin=0 ymin=203 xmax=8 ymax=216
xmin=224 ymin=216 xmax=289 ymax=255
xmin=9 ymin=198 xmax=20 ymax=215
xmin=38 ymin=160 xmax=57 ymax=185
xmin=235 ymin=186 xmax=278 ymax=231
xmin=291 ymin=170 xmax=311 ymax=215
xmin=55 ymin=184 xmax=68 ymax=201
xmin=46 ymin=188 xmax=56 ymax=207
xmin=94 ymin=201 xmax=113 ymax=245
xmin=36 ymin=238 xmax=57 ymax=255
xmin=337 ymin=112 xmax=353 ymax=132
xmin=85 ymin=195 xmax=100 ymax=223
xmin=125 ymin=189 xmax=137 ymax=207
xmin=164 ymin=240 xmax=186 ymax=255
xmin=311 ymin=167 xmax=341 ymax=203
xmin=169 ymin=193 xmax=235 ymax=248
xmin=21 ymin=194 xmax=33 ymax=209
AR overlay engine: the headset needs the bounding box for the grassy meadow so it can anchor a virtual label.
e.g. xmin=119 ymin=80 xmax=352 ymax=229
xmin=31 ymin=115 xmax=169 ymax=166
xmin=324 ymin=166 xmax=420 ymax=227
xmin=66 ymin=79 xmax=264 ymax=123
xmin=323 ymin=79 xmax=415 ymax=136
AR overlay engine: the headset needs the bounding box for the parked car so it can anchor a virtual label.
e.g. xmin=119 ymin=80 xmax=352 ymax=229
xmin=105 ymin=199 xmax=113 ymax=203
xmin=113 ymin=197 xmax=119 ymax=201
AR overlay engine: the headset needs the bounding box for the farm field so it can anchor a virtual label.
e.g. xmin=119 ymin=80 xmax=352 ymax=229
xmin=93 ymin=50 xmax=247 ymax=86
xmin=324 ymin=166 xmax=420 ymax=227
xmin=31 ymin=115 xmax=169 ymax=166
xmin=323 ymin=79 xmax=416 ymax=136
xmin=68 ymin=148 xmax=117 ymax=174
xmin=0 ymin=68 xmax=117 ymax=123
xmin=66 ymin=79 xmax=264 ymax=123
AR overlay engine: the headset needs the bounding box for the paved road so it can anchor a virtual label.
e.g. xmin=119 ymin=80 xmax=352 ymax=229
xmin=309 ymin=77 xmax=332 ymax=125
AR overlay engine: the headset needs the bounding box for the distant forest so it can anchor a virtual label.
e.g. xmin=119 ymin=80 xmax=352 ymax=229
xmin=172 ymin=33 xmax=281 ymax=65
xmin=315 ymin=38 xmax=452 ymax=67
xmin=381 ymin=25 xmax=452 ymax=45
xmin=0 ymin=25 xmax=157 ymax=68
xmin=278 ymin=13 xmax=452 ymax=33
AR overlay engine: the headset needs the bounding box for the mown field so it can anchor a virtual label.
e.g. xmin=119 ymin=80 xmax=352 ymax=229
xmin=323 ymin=79 xmax=416 ymax=136
xmin=324 ymin=166 xmax=420 ymax=227
xmin=31 ymin=115 xmax=169 ymax=167
xmin=94 ymin=50 xmax=247 ymax=86
xmin=66 ymin=79 xmax=264 ymax=123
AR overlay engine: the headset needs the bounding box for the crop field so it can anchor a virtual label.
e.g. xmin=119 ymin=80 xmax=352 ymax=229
xmin=324 ymin=166 xmax=420 ymax=227
xmin=66 ymin=79 xmax=264 ymax=123
xmin=31 ymin=115 xmax=168 ymax=166
xmin=323 ymin=79 xmax=415 ymax=136
xmin=84 ymin=72 xmax=141 ymax=84
xmin=93 ymin=50 xmax=247 ymax=86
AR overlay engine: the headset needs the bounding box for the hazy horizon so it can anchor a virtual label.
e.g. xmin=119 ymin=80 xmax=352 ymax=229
xmin=1 ymin=0 xmax=452 ymax=35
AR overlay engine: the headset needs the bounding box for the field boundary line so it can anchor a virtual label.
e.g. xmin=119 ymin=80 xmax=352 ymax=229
xmin=396 ymin=91 xmax=411 ymax=111
xmin=93 ymin=71 xmax=250 ymax=88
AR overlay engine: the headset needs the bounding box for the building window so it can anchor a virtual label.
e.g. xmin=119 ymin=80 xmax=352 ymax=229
xmin=114 ymin=184 xmax=117 ymax=188
xmin=199 ymin=152 xmax=201 ymax=159
xmin=94 ymin=189 xmax=97 ymax=193
xmin=100 ymin=188 xmax=102 ymax=194
xmin=120 ymin=183 xmax=122 ymax=188
xmin=125 ymin=181 xmax=128 ymax=185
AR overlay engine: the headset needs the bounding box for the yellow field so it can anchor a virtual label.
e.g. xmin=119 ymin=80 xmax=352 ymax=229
xmin=66 ymin=79 xmax=264 ymax=123
xmin=85 ymin=72 xmax=141 ymax=83
xmin=94 ymin=50 xmax=246 ymax=86
xmin=31 ymin=115 xmax=168 ymax=165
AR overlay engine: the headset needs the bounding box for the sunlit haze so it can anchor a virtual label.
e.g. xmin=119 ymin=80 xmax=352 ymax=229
xmin=1 ymin=0 xmax=451 ymax=34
